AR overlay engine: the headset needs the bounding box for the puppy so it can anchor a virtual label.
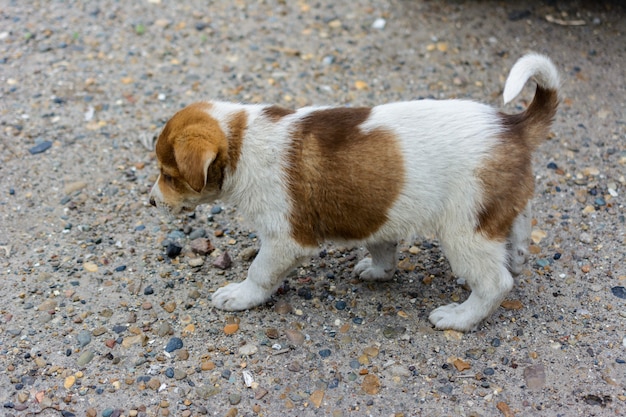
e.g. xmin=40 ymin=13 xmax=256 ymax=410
xmin=149 ymin=53 xmax=559 ymax=332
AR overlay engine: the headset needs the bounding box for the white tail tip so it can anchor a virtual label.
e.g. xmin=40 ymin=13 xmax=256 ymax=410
xmin=503 ymin=53 xmax=560 ymax=105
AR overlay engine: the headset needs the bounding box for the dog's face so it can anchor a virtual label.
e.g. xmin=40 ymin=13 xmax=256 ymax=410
xmin=149 ymin=103 xmax=228 ymax=214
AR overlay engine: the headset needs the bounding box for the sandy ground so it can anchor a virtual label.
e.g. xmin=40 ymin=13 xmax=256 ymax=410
xmin=0 ymin=1 xmax=625 ymax=416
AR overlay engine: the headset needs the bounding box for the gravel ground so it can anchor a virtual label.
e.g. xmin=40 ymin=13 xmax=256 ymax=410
xmin=1 ymin=1 xmax=625 ymax=416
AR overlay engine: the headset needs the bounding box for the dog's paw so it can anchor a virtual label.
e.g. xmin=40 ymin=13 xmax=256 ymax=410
xmin=428 ymin=303 xmax=478 ymax=332
xmin=212 ymin=281 xmax=269 ymax=311
xmin=354 ymin=258 xmax=394 ymax=281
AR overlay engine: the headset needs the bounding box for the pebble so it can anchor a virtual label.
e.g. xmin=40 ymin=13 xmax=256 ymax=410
xmin=383 ymin=326 xmax=406 ymax=339
xmin=579 ymin=232 xmax=593 ymax=244
xmin=210 ymin=205 xmax=222 ymax=214
xmin=166 ymin=242 xmax=183 ymax=258
xmin=523 ymin=364 xmax=546 ymax=390
xmin=77 ymin=330 xmax=92 ymax=347
xmin=77 ymin=350 xmax=94 ymax=366
xmin=143 ymin=285 xmax=154 ymax=295
xmin=239 ymin=247 xmax=258 ymax=261
xmin=229 ymin=394 xmax=241 ymax=405
xmin=189 ymin=228 xmax=206 ymax=239
xmin=285 ymin=329 xmax=305 ymax=345
xmin=274 ymin=300 xmax=293 ymax=314
xmin=239 ymin=344 xmax=258 ymax=356
xmin=361 ymin=374 xmax=381 ymax=395
xmin=319 ymin=349 xmax=332 ymax=358
xmin=165 ymin=337 xmax=183 ymax=353
xmin=213 ymin=251 xmax=232 ymax=269
xmin=190 ymin=238 xmax=214 ymax=255
xmin=224 ymin=323 xmax=239 ymax=335
xmin=28 ymin=140 xmax=52 ymax=154
xmin=611 ymin=286 xmax=626 ymax=299
xmin=335 ymin=300 xmax=347 ymax=310
xmin=188 ymin=257 xmax=205 ymax=267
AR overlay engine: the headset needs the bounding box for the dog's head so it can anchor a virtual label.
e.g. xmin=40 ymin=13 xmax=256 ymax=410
xmin=149 ymin=102 xmax=228 ymax=214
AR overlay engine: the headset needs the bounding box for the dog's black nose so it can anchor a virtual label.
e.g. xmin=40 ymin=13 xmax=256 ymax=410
xmin=149 ymin=197 xmax=156 ymax=207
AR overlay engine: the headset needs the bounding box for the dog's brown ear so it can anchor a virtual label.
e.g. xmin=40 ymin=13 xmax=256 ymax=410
xmin=175 ymin=136 xmax=217 ymax=193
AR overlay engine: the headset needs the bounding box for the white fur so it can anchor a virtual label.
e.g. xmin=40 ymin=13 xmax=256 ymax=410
xmin=151 ymin=53 xmax=558 ymax=332
xmin=503 ymin=53 xmax=560 ymax=104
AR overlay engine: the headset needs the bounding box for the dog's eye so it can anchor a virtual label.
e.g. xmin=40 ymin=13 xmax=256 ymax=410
xmin=162 ymin=173 xmax=173 ymax=183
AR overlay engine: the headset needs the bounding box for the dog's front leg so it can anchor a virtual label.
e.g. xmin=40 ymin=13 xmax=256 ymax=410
xmin=212 ymin=240 xmax=305 ymax=311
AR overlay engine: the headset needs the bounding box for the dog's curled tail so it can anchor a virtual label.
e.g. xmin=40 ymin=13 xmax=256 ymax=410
xmin=502 ymin=53 xmax=559 ymax=149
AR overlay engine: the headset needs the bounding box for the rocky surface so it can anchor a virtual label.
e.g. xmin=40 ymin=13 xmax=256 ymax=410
xmin=0 ymin=1 xmax=624 ymax=416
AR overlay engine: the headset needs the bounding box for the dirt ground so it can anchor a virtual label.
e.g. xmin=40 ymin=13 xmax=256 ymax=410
xmin=0 ymin=1 xmax=625 ymax=416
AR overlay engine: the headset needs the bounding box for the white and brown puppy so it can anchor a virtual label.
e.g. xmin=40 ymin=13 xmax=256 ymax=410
xmin=149 ymin=54 xmax=559 ymax=332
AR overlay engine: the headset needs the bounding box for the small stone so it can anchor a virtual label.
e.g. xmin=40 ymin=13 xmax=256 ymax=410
xmin=319 ymin=349 xmax=331 ymax=358
xmin=157 ymin=322 xmax=173 ymax=337
xmin=310 ymin=390 xmax=324 ymax=408
xmin=166 ymin=242 xmax=183 ymax=258
xmin=225 ymin=408 xmax=238 ymax=417
xmin=265 ymin=328 xmax=279 ymax=339
xmin=224 ymin=323 xmax=239 ymax=335
xmin=239 ymin=247 xmax=258 ymax=261
xmin=274 ymin=300 xmax=293 ymax=314
xmin=288 ymin=361 xmax=302 ymax=372
xmin=361 ymin=374 xmax=381 ymax=395
xmin=122 ymin=334 xmax=147 ymax=348
xmin=210 ymin=205 xmax=222 ymax=214
xmin=335 ymin=300 xmax=347 ymax=310
xmin=29 ymin=141 xmax=52 ymax=154
xmin=500 ymin=300 xmax=523 ymax=310
xmin=371 ymin=18 xmax=386 ymax=29
xmin=188 ymin=257 xmax=204 ymax=267
xmin=144 ymin=285 xmax=154 ymax=295
xmin=83 ymin=262 xmax=98 ymax=272
xmin=165 ymin=337 xmax=183 ymax=353
xmin=77 ymin=330 xmax=92 ymax=347
xmin=190 ymin=238 xmax=214 ymax=255
xmin=162 ymin=301 xmax=176 ymax=313
xmin=523 ymin=364 xmax=546 ymax=390
xmin=496 ymin=402 xmax=514 ymax=417
xmin=382 ymin=326 xmax=406 ymax=339
xmin=189 ymin=228 xmax=207 ymax=239
xmin=453 ymin=358 xmax=471 ymax=371
xmin=611 ymin=286 xmax=626 ymax=299
xmin=213 ymin=251 xmax=232 ymax=269
xmin=76 ymin=350 xmax=94 ymax=366
xmin=64 ymin=375 xmax=76 ymax=389
xmin=17 ymin=392 xmax=29 ymax=403
xmin=239 ymin=344 xmax=258 ymax=356
xmin=579 ymin=232 xmax=592 ymax=244
xmin=285 ymin=329 xmax=305 ymax=345
xmin=228 ymin=394 xmax=241 ymax=405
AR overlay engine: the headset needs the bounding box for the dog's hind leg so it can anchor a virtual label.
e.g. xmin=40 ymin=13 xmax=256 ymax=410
xmin=507 ymin=202 xmax=531 ymax=276
xmin=429 ymin=231 xmax=513 ymax=332
xmin=354 ymin=241 xmax=397 ymax=281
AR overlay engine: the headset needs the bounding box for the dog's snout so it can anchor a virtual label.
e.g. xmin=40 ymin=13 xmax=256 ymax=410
xmin=149 ymin=197 xmax=156 ymax=207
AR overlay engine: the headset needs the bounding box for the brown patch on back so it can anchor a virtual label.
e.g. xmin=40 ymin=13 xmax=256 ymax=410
xmin=226 ymin=110 xmax=247 ymax=171
xmin=477 ymin=85 xmax=558 ymax=240
xmin=476 ymin=135 xmax=534 ymax=241
xmin=285 ymin=107 xmax=405 ymax=246
xmin=262 ymin=105 xmax=295 ymax=122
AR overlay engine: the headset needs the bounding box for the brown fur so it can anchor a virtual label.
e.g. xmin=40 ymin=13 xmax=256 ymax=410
xmin=155 ymin=102 xmax=228 ymax=199
xmin=262 ymin=105 xmax=296 ymax=121
xmin=285 ymin=107 xmax=405 ymax=246
xmin=226 ymin=110 xmax=248 ymax=172
xmin=477 ymin=86 xmax=558 ymax=240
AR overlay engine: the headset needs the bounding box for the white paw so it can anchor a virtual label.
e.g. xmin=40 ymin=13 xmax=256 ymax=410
xmin=354 ymin=258 xmax=394 ymax=281
xmin=428 ymin=303 xmax=479 ymax=332
xmin=212 ymin=281 xmax=270 ymax=311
